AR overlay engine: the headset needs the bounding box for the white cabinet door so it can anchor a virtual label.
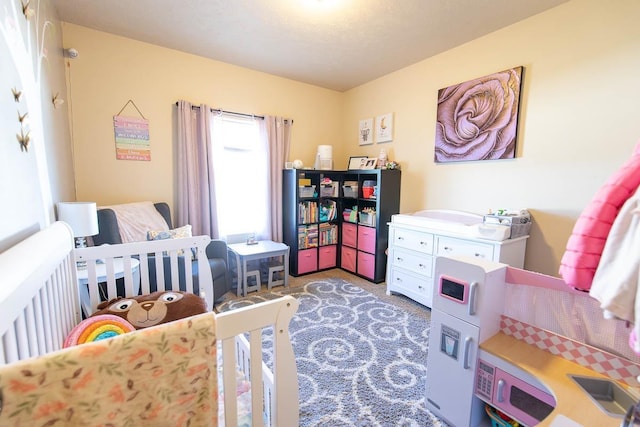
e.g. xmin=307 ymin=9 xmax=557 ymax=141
xmin=425 ymin=309 xmax=481 ymax=427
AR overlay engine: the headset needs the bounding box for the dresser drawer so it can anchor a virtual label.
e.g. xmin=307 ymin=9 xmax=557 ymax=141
xmin=391 ymin=227 xmax=434 ymax=255
xmin=436 ymin=236 xmax=494 ymax=260
xmin=390 ymin=248 xmax=433 ymax=278
xmin=387 ymin=267 xmax=433 ymax=308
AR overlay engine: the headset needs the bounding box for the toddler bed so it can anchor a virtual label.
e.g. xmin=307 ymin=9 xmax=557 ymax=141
xmin=0 ymin=221 xmax=299 ymax=426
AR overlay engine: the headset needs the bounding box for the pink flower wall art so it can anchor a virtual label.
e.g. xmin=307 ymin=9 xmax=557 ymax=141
xmin=434 ymin=66 xmax=523 ymax=163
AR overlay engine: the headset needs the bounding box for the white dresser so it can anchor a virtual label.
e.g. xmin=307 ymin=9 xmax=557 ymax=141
xmin=386 ymin=212 xmax=528 ymax=308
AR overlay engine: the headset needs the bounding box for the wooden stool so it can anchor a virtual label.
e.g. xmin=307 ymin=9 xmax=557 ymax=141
xmin=267 ymin=264 xmax=285 ymax=290
xmin=245 ymin=269 xmax=262 ymax=294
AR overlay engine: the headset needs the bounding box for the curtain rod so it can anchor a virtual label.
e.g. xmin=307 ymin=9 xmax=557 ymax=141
xmin=175 ymin=102 xmax=264 ymax=120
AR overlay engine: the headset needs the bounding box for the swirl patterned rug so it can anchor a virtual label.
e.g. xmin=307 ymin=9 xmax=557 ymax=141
xmin=216 ymin=278 xmax=447 ymax=427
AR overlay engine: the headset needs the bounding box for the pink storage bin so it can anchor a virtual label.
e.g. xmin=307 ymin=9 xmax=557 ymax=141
xmin=357 ymin=226 xmax=376 ymax=254
xmin=342 ymin=222 xmax=357 ymax=248
xmin=341 ymin=246 xmax=356 ymax=272
xmin=357 ymin=251 xmax=375 ymax=280
xmin=298 ymin=248 xmax=318 ymax=274
xmin=319 ymin=245 xmax=337 ymax=269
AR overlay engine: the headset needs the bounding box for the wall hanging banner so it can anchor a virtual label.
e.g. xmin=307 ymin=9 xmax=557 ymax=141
xmin=113 ymin=100 xmax=150 ymax=161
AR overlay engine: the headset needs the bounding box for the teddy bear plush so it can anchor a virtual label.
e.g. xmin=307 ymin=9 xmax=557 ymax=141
xmin=91 ymin=291 xmax=207 ymax=329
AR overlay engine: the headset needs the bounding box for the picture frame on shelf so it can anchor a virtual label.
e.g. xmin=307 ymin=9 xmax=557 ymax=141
xmin=360 ymin=158 xmax=378 ymax=170
xmin=348 ymin=156 xmax=368 ymax=170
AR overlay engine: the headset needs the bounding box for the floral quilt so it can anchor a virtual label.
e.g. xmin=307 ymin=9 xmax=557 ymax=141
xmin=0 ymin=313 xmax=218 ymax=426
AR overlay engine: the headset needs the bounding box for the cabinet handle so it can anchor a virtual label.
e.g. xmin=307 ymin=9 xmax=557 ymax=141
xmin=418 ymin=263 xmax=425 ymax=268
xmin=444 ymin=246 xmax=452 ymax=251
xmin=474 ymin=253 xmax=483 ymax=258
xmin=463 ymin=336 xmax=473 ymax=369
xmin=420 ymin=241 xmax=428 ymax=245
xmin=395 ymin=277 xmax=402 ymax=283
xmin=396 ymin=257 xmax=403 ymax=262
xmin=397 ymin=236 xmax=405 ymax=241
xmin=468 ymin=281 xmax=478 ymax=316
xmin=496 ymin=379 xmax=506 ymax=403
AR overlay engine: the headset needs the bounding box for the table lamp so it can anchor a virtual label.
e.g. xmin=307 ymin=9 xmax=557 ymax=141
xmin=56 ymin=202 xmax=99 ymax=249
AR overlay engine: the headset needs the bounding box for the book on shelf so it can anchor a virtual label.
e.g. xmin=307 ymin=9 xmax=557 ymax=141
xmin=297 ymin=224 xmax=318 ymax=248
xmin=298 ymin=201 xmax=318 ymax=223
xmin=319 ymin=223 xmax=338 ymax=246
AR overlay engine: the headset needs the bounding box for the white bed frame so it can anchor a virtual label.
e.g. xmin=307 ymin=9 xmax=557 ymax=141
xmin=0 ymin=221 xmax=299 ymax=427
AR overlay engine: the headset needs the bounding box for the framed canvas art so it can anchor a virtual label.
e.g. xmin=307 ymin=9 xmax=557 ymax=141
xmin=375 ymin=113 xmax=393 ymax=143
xmin=434 ymin=66 xmax=523 ymax=163
xmin=359 ymin=118 xmax=373 ymax=145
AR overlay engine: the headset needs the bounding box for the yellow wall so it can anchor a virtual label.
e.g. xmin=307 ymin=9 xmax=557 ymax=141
xmin=63 ymin=0 xmax=640 ymax=278
xmin=343 ymin=0 xmax=640 ymax=276
xmin=61 ymin=23 xmax=344 ymax=207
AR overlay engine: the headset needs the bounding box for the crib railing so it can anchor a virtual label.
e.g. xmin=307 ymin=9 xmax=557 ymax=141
xmin=74 ymin=235 xmax=215 ymax=314
xmin=0 ymin=222 xmax=80 ymax=365
xmin=217 ymin=296 xmax=300 ymax=427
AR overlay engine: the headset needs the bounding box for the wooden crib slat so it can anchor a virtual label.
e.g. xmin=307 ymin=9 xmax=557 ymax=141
xmin=32 ymin=290 xmax=46 ymax=354
xmin=249 ymin=329 xmax=265 ymax=427
xmin=222 ymin=337 xmax=239 ymax=427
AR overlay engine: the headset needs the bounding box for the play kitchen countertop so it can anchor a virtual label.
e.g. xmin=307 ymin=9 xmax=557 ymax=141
xmin=481 ymin=332 xmax=640 ymax=427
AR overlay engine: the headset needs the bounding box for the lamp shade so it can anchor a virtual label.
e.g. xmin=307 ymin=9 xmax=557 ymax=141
xmin=57 ymin=202 xmax=99 ymax=237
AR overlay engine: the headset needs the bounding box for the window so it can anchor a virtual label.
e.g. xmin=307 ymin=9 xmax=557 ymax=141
xmin=211 ymin=114 xmax=269 ymax=239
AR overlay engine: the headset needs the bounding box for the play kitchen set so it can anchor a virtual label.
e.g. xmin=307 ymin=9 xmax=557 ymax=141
xmin=425 ymin=256 xmax=640 ymax=427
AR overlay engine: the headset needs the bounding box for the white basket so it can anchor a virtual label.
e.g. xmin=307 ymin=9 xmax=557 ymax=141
xmin=299 ymin=185 xmax=316 ymax=198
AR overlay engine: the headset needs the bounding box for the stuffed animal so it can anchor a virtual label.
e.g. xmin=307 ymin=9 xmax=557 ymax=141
xmin=91 ymin=291 xmax=207 ymax=329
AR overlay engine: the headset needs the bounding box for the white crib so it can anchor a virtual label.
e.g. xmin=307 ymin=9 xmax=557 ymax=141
xmin=0 ymin=221 xmax=299 ymax=427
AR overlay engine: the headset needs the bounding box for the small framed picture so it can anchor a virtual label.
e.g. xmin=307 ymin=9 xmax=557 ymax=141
xmin=359 ymin=118 xmax=373 ymax=145
xmin=348 ymin=156 xmax=368 ymax=170
xmin=360 ymin=158 xmax=378 ymax=170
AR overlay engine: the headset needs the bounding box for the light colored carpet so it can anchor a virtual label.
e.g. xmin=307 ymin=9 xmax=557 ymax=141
xmin=216 ymin=269 xmax=448 ymax=427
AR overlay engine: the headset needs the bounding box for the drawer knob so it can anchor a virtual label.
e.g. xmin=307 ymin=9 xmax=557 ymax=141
xmin=444 ymin=246 xmax=452 ymax=251
xmin=396 ymin=277 xmax=402 ymax=282
xmin=397 ymin=236 xmax=405 ymax=240
xmin=396 ymin=257 xmax=403 ymax=262
xmin=420 ymin=241 xmax=427 ymax=245
xmin=418 ymin=263 xmax=425 ymax=268
xmin=474 ymin=253 xmax=483 ymax=257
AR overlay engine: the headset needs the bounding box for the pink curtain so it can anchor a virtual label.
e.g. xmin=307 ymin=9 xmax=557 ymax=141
xmin=176 ymin=101 xmax=219 ymax=238
xmin=262 ymin=116 xmax=292 ymax=242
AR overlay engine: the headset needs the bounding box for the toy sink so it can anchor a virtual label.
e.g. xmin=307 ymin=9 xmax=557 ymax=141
xmin=568 ymin=374 xmax=637 ymax=417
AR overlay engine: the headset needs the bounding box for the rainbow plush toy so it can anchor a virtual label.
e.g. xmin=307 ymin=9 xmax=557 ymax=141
xmin=63 ymin=314 xmax=136 ymax=348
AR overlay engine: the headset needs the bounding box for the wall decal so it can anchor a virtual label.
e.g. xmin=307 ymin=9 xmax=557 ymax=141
xmin=16 ymin=127 xmax=30 ymax=152
xmin=434 ymin=66 xmax=524 ymax=163
xmin=52 ymin=92 xmax=64 ymax=108
xmin=11 ymin=87 xmax=22 ymax=102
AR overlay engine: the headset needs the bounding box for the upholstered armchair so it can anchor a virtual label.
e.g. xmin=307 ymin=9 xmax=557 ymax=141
xmin=92 ymin=202 xmax=232 ymax=302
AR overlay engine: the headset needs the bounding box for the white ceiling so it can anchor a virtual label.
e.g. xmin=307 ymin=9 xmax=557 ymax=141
xmin=51 ymin=0 xmax=569 ymax=92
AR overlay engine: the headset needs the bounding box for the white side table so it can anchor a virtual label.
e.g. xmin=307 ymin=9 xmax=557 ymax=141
xmin=77 ymin=258 xmax=140 ymax=316
xmin=227 ymin=241 xmax=289 ymax=297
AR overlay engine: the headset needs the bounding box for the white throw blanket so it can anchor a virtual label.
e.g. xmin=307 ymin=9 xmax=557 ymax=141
xmin=101 ymin=201 xmax=169 ymax=243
